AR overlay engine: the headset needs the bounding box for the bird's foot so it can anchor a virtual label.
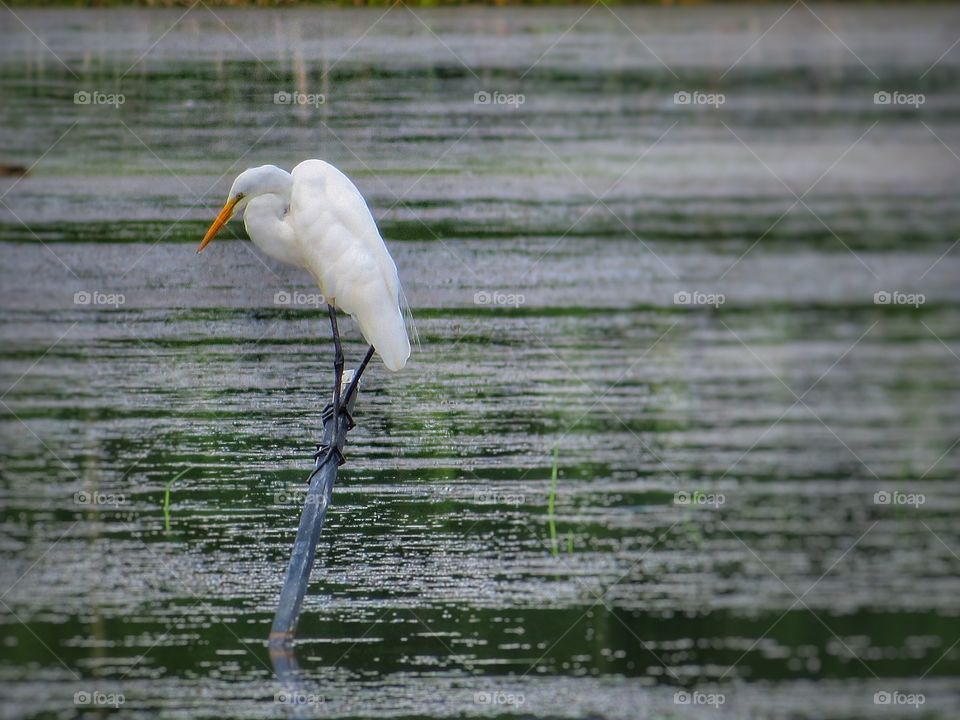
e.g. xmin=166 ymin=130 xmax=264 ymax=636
xmin=309 ymin=402 xmax=355 ymax=476
xmin=338 ymin=404 xmax=356 ymax=431
xmin=320 ymin=401 xmax=356 ymax=432
xmin=311 ymin=443 xmax=345 ymax=473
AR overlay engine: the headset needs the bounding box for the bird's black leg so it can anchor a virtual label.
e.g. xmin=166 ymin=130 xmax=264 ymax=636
xmin=342 ymin=345 xmax=375 ymax=408
xmin=328 ymin=304 xmax=345 ymax=421
xmin=314 ymin=304 xmax=345 ymax=469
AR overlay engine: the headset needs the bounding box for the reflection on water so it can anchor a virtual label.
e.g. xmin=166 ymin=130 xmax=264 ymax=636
xmin=1 ymin=5 xmax=960 ymax=719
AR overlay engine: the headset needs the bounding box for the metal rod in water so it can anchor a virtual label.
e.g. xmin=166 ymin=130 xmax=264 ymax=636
xmin=269 ymin=371 xmax=360 ymax=645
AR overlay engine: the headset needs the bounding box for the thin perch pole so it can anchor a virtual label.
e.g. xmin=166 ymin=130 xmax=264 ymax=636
xmin=269 ymin=346 xmax=375 ymax=645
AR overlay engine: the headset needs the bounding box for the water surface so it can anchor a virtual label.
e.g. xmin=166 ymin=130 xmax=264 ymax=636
xmin=1 ymin=5 xmax=960 ymax=719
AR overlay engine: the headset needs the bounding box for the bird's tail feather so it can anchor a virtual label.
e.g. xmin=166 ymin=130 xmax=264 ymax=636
xmin=354 ymin=296 xmax=410 ymax=372
xmin=399 ymin=284 xmax=420 ymax=352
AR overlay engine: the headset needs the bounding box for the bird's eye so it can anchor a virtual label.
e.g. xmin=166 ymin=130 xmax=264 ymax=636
xmin=236 ymin=192 xmax=245 ymax=200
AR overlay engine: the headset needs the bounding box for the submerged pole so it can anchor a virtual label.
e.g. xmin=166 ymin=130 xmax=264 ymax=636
xmin=269 ymin=367 xmax=362 ymax=646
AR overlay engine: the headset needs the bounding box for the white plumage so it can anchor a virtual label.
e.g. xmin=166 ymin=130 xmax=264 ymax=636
xmin=197 ymin=160 xmax=411 ymax=372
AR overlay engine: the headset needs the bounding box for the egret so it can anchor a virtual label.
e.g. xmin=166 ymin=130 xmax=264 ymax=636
xmin=196 ymin=159 xmax=411 ymax=462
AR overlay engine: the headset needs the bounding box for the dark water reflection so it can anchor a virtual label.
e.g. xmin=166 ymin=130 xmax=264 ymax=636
xmin=1 ymin=5 xmax=960 ymax=719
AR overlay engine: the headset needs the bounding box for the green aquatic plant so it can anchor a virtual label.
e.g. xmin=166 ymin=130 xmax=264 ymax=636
xmin=163 ymin=467 xmax=194 ymax=532
xmin=547 ymin=448 xmax=577 ymax=555
xmin=548 ymin=447 xmax=559 ymax=556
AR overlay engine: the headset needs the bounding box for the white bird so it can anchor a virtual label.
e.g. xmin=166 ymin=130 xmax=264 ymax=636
xmin=196 ymin=160 xmax=411 ymax=375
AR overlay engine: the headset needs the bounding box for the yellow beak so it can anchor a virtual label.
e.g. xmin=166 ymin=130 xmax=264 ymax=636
xmin=197 ymin=196 xmax=240 ymax=254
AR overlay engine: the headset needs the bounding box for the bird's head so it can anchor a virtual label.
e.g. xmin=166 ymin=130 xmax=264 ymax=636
xmin=196 ymin=165 xmax=293 ymax=253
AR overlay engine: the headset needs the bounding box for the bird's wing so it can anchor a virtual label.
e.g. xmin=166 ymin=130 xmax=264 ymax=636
xmin=289 ymin=160 xmax=410 ymax=371
xmin=289 ymin=159 xmax=400 ymax=302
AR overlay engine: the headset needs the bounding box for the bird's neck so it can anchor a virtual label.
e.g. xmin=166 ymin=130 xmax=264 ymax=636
xmin=242 ymin=194 xmax=301 ymax=267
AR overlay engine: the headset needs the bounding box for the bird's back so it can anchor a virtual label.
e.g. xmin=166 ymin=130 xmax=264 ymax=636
xmin=290 ymin=160 xmax=410 ymax=371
